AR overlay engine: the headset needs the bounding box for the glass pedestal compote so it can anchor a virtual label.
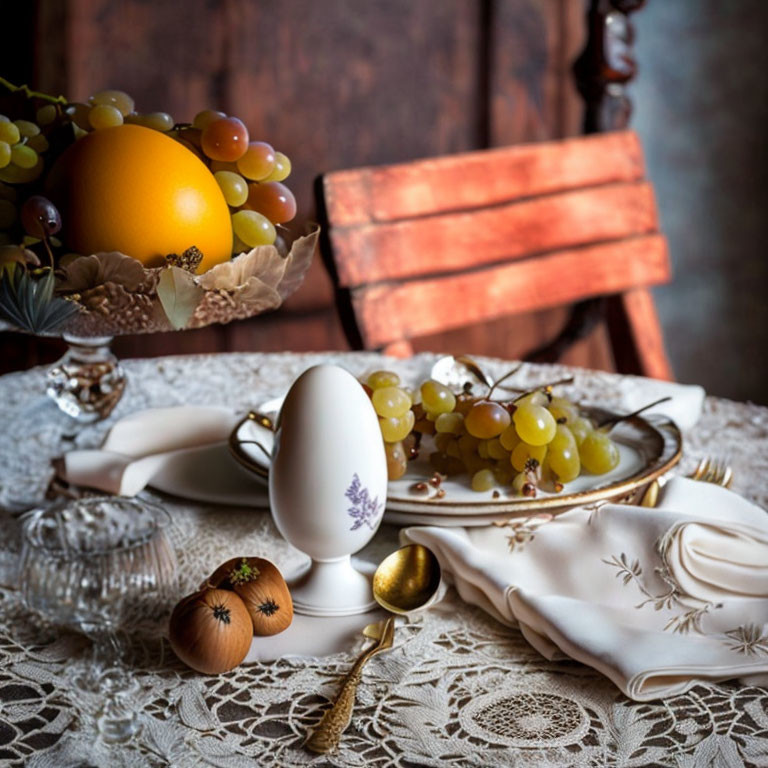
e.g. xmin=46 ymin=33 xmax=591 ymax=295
xmin=1 ymin=228 xmax=317 ymax=424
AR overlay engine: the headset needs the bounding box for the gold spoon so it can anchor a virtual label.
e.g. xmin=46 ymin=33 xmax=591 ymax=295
xmin=305 ymin=545 xmax=441 ymax=754
xmin=372 ymin=543 xmax=442 ymax=614
xmin=305 ymin=617 xmax=395 ymax=754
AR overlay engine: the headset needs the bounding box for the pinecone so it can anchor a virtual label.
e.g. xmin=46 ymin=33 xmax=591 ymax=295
xmin=189 ymin=290 xmax=239 ymax=327
xmin=78 ymin=282 xmax=160 ymax=332
xmin=79 ymin=284 xmax=112 ymax=316
xmin=112 ymin=291 xmax=158 ymax=333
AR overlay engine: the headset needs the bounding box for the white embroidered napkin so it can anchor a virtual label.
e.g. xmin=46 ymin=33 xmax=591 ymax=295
xmin=612 ymin=376 xmax=704 ymax=431
xmin=402 ymin=477 xmax=768 ymax=701
xmin=62 ymin=407 xmax=269 ymax=505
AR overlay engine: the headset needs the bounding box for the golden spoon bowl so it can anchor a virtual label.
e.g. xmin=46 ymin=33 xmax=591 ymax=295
xmin=372 ymin=544 xmax=442 ymax=614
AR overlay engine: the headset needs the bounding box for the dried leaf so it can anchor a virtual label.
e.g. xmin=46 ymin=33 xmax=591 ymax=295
xmin=232 ymin=278 xmax=282 ymax=312
xmin=198 ymin=245 xmax=287 ymax=291
xmin=278 ymin=226 xmax=319 ymax=299
xmin=157 ymin=266 xmax=203 ymax=329
xmin=454 ymin=355 xmax=493 ymax=388
xmin=56 ymin=251 xmax=145 ymax=293
xmin=188 ymin=280 xmax=283 ymax=328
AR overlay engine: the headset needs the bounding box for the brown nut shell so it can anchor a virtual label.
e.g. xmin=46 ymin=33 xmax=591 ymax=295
xmin=208 ymin=556 xmax=293 ymax=636
xmin=169 ymin=587 xmax=252 ymax=674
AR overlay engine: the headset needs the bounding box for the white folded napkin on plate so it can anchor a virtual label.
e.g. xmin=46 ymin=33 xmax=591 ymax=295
xmin=402 ymin=477 xmax=768 ymax=701
xmin=62 ymin=407 xmax=269 ymax=505
xmin=612 ymin=376 xmax=704 ymax=431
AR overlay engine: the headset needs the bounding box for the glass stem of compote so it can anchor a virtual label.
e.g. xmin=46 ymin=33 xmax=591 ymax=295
xmin=46 ymin=334 xmax=126 ymax=424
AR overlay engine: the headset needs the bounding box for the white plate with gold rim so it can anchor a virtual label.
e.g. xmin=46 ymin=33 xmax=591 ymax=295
xmin=229 ymin=402 xmax=682 ymax=527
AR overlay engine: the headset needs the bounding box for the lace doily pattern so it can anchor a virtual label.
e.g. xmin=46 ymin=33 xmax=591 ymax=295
xmin=1 ymin=352 xmax=767 ymax=767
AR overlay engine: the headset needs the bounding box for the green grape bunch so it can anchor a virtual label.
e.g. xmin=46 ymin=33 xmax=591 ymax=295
xmin=361 ymin=368 xmax=622 ymax=497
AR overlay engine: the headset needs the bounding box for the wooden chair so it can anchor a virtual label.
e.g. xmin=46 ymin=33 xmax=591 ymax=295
xmin=316 ymin=130 xmax=673 ymax=380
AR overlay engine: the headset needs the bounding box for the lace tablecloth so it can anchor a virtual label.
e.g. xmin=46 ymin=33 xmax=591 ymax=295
xmin=1 ymin=352 xmax=767 ymax=768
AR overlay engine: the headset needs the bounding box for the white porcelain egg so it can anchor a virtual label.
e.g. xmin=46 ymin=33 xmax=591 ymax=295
xmin=269 ymin=364 xmax=387 ymax=616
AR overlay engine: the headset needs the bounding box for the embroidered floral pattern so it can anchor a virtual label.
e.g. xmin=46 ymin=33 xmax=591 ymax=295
xmin=723 ymin=624 xmax=768 ymax=656
xmin=494 ymin=513 xmax=553 ymax=552
xmin=602 ymin=548 xmax=722 ymax=635
xmin=664 ymin=604 xmax=718 ymax=635
xmin=602 ymin=553 xmax=643 ymax=585
xmin=345 ymin=472 xmax=383 ymax=531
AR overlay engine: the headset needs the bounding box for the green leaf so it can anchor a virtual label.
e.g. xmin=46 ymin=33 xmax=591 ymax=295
xmin=0 ymin=265 xmax=79 ymax=334
xmin=157 ymin=266 xmax=203 ymax=330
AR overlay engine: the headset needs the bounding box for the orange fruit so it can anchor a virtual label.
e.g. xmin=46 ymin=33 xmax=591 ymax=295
xmin=47 ymin=124 xmax=232 ymax=272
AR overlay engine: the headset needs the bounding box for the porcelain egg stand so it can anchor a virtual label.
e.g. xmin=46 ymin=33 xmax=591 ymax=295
xmin=269 ymin=364 xmax=388 ymax=616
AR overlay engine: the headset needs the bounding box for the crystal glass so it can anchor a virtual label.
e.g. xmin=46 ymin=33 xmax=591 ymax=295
xmin=46 ymin=334 xmax=125 ymax=423
xmin=19 ymin=496 xmax=178 ymax=743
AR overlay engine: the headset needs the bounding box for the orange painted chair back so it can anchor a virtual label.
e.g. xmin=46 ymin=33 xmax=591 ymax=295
xmin=317 ymin=130 xmax=673 ymax=380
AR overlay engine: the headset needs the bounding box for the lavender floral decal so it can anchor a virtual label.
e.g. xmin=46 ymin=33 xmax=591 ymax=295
xmin=345 ymin=473 xmax=383 ymax=531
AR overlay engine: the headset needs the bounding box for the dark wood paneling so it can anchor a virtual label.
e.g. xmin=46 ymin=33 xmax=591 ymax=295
xmin=490 ymin=0 xmax=585 ymax=144
xmin=3 ymin=0 xmax=609 ymax=373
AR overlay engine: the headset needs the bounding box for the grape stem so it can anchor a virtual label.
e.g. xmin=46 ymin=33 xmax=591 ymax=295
xmin=487 ymin=365 xmax=523 ymax=398
xmin=0 ymin=77 xmax=68 ymax=106
xmin=511 ymin=376 xmax=576 ymax=402
xmin=596 ymin=396 xmax=672 ymax=430
xmin=41 ymin=235 xmax=55 ymax=270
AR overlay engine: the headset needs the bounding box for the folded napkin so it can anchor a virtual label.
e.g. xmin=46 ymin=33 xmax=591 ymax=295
xmin=62 ymin=407 xmax=268 ymax=505
xmin=612 ymin=376 xmax=704 ymax=431
xmin=402 ymin=477 xmax=768 ymax=701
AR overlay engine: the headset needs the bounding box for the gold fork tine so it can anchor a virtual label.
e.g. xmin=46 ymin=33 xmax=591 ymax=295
xmin=716 ymin=460 xmax=734 ymax=488
xmin=689 ymin=457 xmax=708 ymax=481
xmin=639 ymin=480 xmax=660 ymax=508
xmin=688 ymin=456 xmax=734 ymax=489
xmin=380 ymin=616 xmax=396 ymax=648
xmin=716 ymin=459 xmax=729 ymax=485
xmin=703 ymin=459 xmax=720 ymax=484
xmin=714 ymin=460 xmax=727 ymax=486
